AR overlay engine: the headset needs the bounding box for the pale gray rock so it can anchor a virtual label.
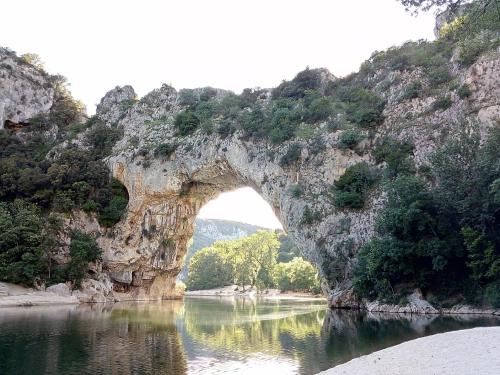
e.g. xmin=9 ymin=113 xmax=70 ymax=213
xmin=0 ymin=48 xmax=54 ymax=129
xmin=46 ymin=283 xmax=71 ymax=297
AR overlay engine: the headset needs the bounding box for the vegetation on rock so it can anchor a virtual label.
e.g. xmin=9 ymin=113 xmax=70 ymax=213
xmin=353 ymin=127 xmax=500 ymax=307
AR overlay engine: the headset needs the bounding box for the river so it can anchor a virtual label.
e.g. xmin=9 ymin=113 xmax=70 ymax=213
xmin=0 ymin=297 xmax=498 ymax=374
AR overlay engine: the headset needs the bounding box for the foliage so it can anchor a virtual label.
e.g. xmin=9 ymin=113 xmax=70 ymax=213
xmin=65 ymin=231 xmax=101 ymax=288
xmin=0 ymin=200 xmax=46 ymax=285
xmin=334 ymin=87 xmax=385 ymax=128
xmin=186 ymin=245 xmax=234 ymax=290
xmin=186 ymin=231 xmax=320 ymax=292
xmin=0 ymin=200 xmax=100 ymax=288
xmin=400 ymin=81 xmax=422 ymax=101
xmin=334 ymin=162 xmax=378 ymax=209
xmin=300 ymin=206 xmax=316 ymax=225
xmin=457 ymin=84 xmax=472 ymax=98
xmin=338 ymin=129 xmax=363 ymax=150
xmin=97 ymin=179 xmax=128 ymax=227
xmin=272 ymin=67 xmax=323 ymax=100
xmin=457 ymin=31 xmax=500 ymax=66
xmin=304 ymin=97 xmax=334 ymax=123
xmin=273 ymin=257 xmax=320 ymax=293
xmin=178 ymin=89 xmax=198 ymax=106
xmin=280 ymin=143 xmax=302 ymax=167
xmin=353 ymin=127 xmax=500 ymax=306
xmin=174 ymin=109 xmax=200 ymax=136
xmin=154 ymin=143 xmax=178 ymax=159
xmin=373 ymin=137 xmax=415 ymax=177
xmin=432 ymin=95 xmax=453 ymax=111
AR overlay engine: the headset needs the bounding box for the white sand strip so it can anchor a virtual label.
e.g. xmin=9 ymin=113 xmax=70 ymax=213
xmin=319 ymin=327 xmax=500 ymax=375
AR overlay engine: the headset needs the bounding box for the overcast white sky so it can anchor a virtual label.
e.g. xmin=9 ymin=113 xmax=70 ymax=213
xmin=1 ymin=0 xmax=436 ymax=228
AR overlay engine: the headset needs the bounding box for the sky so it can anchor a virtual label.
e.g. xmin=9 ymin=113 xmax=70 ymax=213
xmin=1 ymin=0 xmax=436 ymax=228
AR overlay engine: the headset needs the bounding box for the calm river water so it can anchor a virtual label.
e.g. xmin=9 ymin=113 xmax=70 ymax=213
xmin=0 ymin=297 xmax=499 ymax=374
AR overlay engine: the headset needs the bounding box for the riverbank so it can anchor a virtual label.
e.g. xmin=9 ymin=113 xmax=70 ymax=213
xmin=319 ymin=326 xmax=500 ymax=375
xmin=185 ymin=285 xmax=325 ymax=301
xmin=0 ymin=282 xmax=79 ymax=307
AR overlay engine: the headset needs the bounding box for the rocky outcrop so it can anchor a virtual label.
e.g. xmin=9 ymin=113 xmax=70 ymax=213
xmin=0 ymin=48 xmax=54 ymax=130
xmin=95 ymin=50 xmax=499 ymax=303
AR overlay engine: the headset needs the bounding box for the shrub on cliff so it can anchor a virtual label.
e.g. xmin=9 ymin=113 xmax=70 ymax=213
xmin=334 ymin=162 xmax=378 ymax=209
xmin=272 ymin=67 xmax=322 ymax=100
xmin=175 ymin=109 xmax=200 ymax=136
xmin=338 ymin=129 xmax=363 ymax=150
xmin=332 ymin=86 xmax=385 ymax=128
xmin=280 ymin=143 xmax=302 ymax=167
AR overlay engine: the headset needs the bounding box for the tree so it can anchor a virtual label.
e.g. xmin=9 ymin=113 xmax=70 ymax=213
xmin=186 ymin=243 xmax=234 ymax=290
xmin=0 ymin=200 xmax=44 ymax=285
xmin=398 ymin=0 xmax=465 ymax=12
xmin=66 ymin=231 xmax=101 ymax=288
xmin=230 ymin=231 xmax=280 ymax=290
xmin=273 ymin=257 xmax=320 ymax=293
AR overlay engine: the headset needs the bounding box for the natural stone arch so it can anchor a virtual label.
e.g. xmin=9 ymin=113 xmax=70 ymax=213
xmin=96 ymin=53 xmax=500 ymax=303
xmin=97 ymin=84 xmax=372 ymax=301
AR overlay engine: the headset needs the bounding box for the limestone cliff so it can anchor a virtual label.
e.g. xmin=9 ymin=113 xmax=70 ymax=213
xmin=98 ymin=51 xmax=499 ymax=304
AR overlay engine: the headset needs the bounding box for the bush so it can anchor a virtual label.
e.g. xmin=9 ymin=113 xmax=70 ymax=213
xmin=178 ymin=89 xmax=198 ymax=106
xmin=485 ymin=281 xmax=500 ymax=308
xmin=217 ymin=120 xmax=235 ymax=137
xmin=427 ymin=65 xmax=452 ymax=86
xmin=432 ymin=95 xmax=453 ymax=111
xmin=373 ymin=137 xmax=414 ymax=177
xmin=97 ymin=179 xmax=128 ymax=227
xmin=290 ymin=184 xmax=303 ymax=198
xmin=305 ymin=97 xmax=334 ymax=123
xmin=174 ymin=109 xmax=200 ymax=136
xmin=336 ymin=87 xmax=385 ymax=128
xmin=186 ymin=247 xmax=233 ymax=290
xmin=335 ymin=191 xmax=364 ymax=209
xmin=272 ymin=67 xmax=322 ymax=99
xmin=334 ymin=162 xmax=377 ymax=208
xmin=458 ymin=33 xmax=499 ymax=67
xmin=300 ymin=206 xmax=316 ymax=225
xmin=154 ymin=143 xmax=178 ymax=159
xmin=280 ymin=143 xmax=302 ymax=167
xmin=400 ymin=81 xmax=422 ymax=101
xmin=338 ymin=129 xmax=363 ymax=150
xmin=457 ymin=84 xmax=471 ymax=99
xmin=353 ymin=129 xmax=500 ymax=305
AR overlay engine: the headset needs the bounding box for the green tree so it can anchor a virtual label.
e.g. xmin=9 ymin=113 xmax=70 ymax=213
xmin=273 ymin=257 xmax=320 ymax=293
xmin=186 ymin=243 xmax=234 ymax=290
xmin=0 ymin=200 xmax=44 ymax=285
xmin=66 ymin=231 xmax=102 ymax=288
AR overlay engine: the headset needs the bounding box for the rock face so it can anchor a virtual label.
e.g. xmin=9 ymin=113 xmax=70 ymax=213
xmin=95 ymin=52 xmax=499 ymax=303
xmin=0 ymin=48 xmax=54 ymax=130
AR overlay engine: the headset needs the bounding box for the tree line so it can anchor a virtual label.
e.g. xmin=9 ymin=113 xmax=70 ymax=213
xmin=186 ymin=231 xmax=320 ymax=293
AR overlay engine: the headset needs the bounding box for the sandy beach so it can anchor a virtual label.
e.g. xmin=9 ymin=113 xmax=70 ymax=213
xmin=319 ymin=326 xmax=500 ymax=375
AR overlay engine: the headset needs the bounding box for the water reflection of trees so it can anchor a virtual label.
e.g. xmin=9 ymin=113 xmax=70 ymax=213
xmin=182 ymin=297 xmax=326 ymax=356
xmin=0 ymin=302 xmax=188 ymax=375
